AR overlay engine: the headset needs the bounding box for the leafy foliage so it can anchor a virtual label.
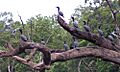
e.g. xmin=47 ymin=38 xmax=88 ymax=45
xmin=0 ymin=0 xmax=120 ymax=72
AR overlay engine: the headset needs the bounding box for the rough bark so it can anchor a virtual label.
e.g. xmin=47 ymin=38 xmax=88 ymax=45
xmin=57 ymin=16 xmax=120 ymax=51
xmin=51 ymin=47 xmax=120 ymax=65
xmin=0 ymin=16 xmax=120 ymax=71
xmin=0 ymin=42 xmax=120 ymax=71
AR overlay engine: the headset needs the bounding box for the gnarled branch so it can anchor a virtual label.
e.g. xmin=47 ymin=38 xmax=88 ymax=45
xmin=0 ymin=42 xmax=120 ymax=71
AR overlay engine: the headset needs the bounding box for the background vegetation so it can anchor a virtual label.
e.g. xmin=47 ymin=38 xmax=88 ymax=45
xmin=0 ymin=0 xmax=120 ymax=72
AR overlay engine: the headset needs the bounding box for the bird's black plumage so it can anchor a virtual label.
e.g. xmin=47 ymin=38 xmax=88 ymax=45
xmin=56 ymin=6 xmax=64 ymax=17
xmin=64 ymin=41 xmax=69 ymax=51
xmin=20 ymin=35 xmax=28 ymax=42
xmin=19 ymin=28 xmax=27 ymax=42
xmin=19 ymin=28 xmax=23 ymax=34
xmin=71 ymin=16 xmax=79 ymax=28
xmin=70 ymin=37 xmax=78 ymax=49
xmin=83 ymin=21 xmax=90 ymax=32
xmin=41 ymin=38 xmax=45 ymax=45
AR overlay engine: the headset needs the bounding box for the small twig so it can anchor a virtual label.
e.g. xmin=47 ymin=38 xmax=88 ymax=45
xmin=45 ymin=33 xmax=53 ymax=46
xmin=106 ymin=0 xmax=117 ymax=23
xmin=83 ymin=60 xmax=93 ymax=72
xmin=26 ymin=48 xmax=37 ymax=62
xmin=88 ymin=60 xmax=94 ymax=67
xmin=77 ymin=59 xmax=82 ymax=72
xmin=30 ymin=20 xmax=33 ymax=41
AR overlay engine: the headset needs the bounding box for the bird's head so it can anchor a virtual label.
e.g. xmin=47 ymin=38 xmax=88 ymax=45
xmin=64 ymin=41 xmax=66 ymax=44
xmin=83 ymin=21 xmax=86 ymax=25
xmin=56 ymin=6 xmax=60 ymax=10
xmin=41 ymin=38 xmax=44 ymax=41
xmin=71 ymin=16 xmax=74 ymax=21
xmin=19 ymin=28 xmax=23 ymax=34
xmin=98 ymin=25 xmax=101 ymax=29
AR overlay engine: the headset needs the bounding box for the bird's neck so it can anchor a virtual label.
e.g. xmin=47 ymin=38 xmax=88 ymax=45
xmin=84 ymin=24 xmax=87 ymax=25
xmin=72 ymin=19 xmax=74 ymax=22
xmin=83 ymin=21 xmax=86 ymax=25
xmin=58 ymin=9 xmax=60 ymax=12
xmin=20 ymin=32 xmax=23 ymax=35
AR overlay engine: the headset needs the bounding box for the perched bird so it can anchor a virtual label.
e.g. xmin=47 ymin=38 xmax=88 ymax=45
xmin=19 ymin=28 xmax=28 ymax=42
xmin=85 ymin=0 xmax=89 ymax=3
xmin=71 ymin=37 xmax=79 ymax=48
xmin=71 ymin=16 xmax=79 ymax=28
xmin=89 ymin=1 xmax=92 ymax=6
xmin=98 ymin=25 xmax=104 ymax=37
xmin=64 ymin=41 xmax=69 ymax=51
xmin=41 ymin=38 xmax=45 ymax=45
xmin=83 ymin=21 xmax=91 ymax=32
xmin=70 ymin=43 xmax=74 ymax=49
xmin=1 ymin=24 xmax=13 ymax=32
xmin=93 ymin=0 xmax=100 ymax=4
xmin=11 ymin=28 xmax=20 ymax=37
xmin=56 ymin=6 xmax=64 ymax=17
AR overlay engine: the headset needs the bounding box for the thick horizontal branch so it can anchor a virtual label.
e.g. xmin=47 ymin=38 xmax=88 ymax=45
xmin=1 ymin=42 xmax=120 ymax=71
xmin=57 ymin=16 xmax=120 ymax=51
xmin=0 ymin=42 xmax=64 ymax=57
xmin=51 ymin=47 xmax=120 ymax=65
xmin=10 ymin=47 xmax=120 ymax=70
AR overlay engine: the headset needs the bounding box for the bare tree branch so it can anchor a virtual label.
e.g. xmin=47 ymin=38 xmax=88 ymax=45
xmin=51 ymin=47 xmax=120 ymax=65
xmin=1 ymin=42 xmax=120 ymax=71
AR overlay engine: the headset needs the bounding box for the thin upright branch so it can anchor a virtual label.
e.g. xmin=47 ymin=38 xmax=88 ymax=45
xmin=17 ymin=12 xmax=24 ymax=29
xmin=106 ymin=0 xmax=118 ymax=23
xmin=77 ymin=60 xmax=82 ymax=72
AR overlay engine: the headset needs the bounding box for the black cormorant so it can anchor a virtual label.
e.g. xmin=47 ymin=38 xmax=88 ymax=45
xmin=41 ymin=38 xmax=45 ymax=45
xmin=56 ymin=6 xmax=64 ymax=17
xmin=19 ymin=28 xmax=27 ymax=42
xmin=71 ymin=16 xmax=79 ymax=28
xmin=83 ymin=21 xmax=91 ymax=32
xmin=71 ymin=37 xmax=79 ymax=48
xmin=64 ymin=41 xmax=69 ymax=51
